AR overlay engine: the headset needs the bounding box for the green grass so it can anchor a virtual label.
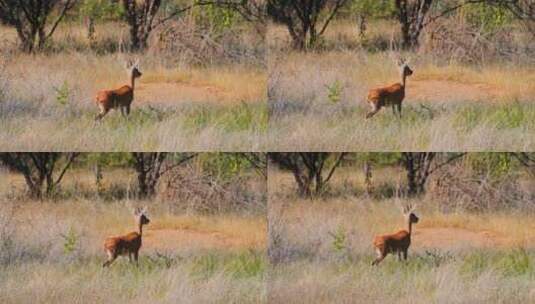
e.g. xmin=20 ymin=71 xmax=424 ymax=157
xmin=0 ymin=102 xmax=267 ymax=151
xmin=0 ymin=250 xmax=267 ymax=304
xmin=191 ymin=250 xmax=265 ymax=280
xmin=269 ymin=101 xmax=535 ymax=151
xmin=270 ymin=249 xmax=535 ymax=303
xmin=182 ymin=102 xmax=267 ymax=133
xmin=460 ymin=249 xmax=533 ymax=277
xmin=453 ymin=102 xmax=534 ymax=132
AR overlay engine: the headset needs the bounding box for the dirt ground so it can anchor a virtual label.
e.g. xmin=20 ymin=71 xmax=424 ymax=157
xmin=408 ymin=79 xmax=502 ymax=103
xmin=142 ymin=227 xmax=256 ymax=252
xmin=135 ymin=82 xmax=235 ymax=107
xmin=412 ymin=227 xmax=525 ymax=250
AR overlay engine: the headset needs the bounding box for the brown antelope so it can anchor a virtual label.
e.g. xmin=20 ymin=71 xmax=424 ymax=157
xmin=365 ymin=57 xmax=413 ymax=119
xmin=95 ymin=59 xmax=142 ymax=121
xmin=102 ymin=207 xmax=150 ymax=267
xmin=371 ymin=203 xmax=419 ymax=266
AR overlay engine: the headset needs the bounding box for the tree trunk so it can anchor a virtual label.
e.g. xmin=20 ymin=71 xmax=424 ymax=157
xmin=396 ymin=0 xmax=433 ymax=50
xmin=122 ymin=0 xmax=162 ymax=51
xmin=402 ymin=152 xmax=436 ymax=196
xmin=129 ymin=13 xmax=140 ymax=50
xmin=357 ymin=13 xmax=367 ymax=41
xmin=15 ymin=27 xmax=33 ymax=53
xmin=294 ymin=170 xmax=312 ymax=197
xmin=287 ymin=25 xmax=306 ymax=50
xmin=137 ymin=169 xmax=151 ymax=197
xmin=364 ymin=161 xmax=372 ymax=196
xmin=132 ymin=152 xmax=167 ymax=198
xmin=22 ymin=173 xmax=43 ymax=199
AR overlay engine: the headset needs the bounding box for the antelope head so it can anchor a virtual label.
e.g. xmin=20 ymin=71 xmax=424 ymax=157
xmin=126 ymin=58 xmax=142 ymax=79
xmin=134 ymin=207 xmax=150 ymax=226
xmin=399 ymin=201 xmax=419 ymax=224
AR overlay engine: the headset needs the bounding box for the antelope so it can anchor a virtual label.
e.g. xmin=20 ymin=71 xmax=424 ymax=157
xmin=95 ymin=59 xmax=142 ymax=121
xmin=365 ymin=57 xmax=413 ymax=119
xmin=371 ymin=203 xmax=419 ymax=266
xmin=102 ymin=207 xmax=150 ymax=267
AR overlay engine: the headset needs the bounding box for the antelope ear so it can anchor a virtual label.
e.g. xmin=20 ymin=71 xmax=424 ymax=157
xmin=133 ymin=207 xmax=140 ymax=215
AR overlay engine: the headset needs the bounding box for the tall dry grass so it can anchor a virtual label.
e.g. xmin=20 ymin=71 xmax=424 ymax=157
xmin=268 ymin=166 xmax=535 ymax=303
xmin=0 ymin=200 xmax=266 ymax=304
xmin=0 ymin=164 xmax=267 ymax=303
xmin=0 ymin=19 xmax=267 ymax=151
xmin=267 ymin=22 xmax=535 ymax=151
xmin=0 ymin=155 xmax=267 ymax=303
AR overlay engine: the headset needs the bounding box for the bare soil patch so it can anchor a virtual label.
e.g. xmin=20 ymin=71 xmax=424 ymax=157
xmin=142 ymin=227 xmax=253 ymax=252
xmin=412 ymin=227 xmax=528 ymax=250
xmin=408 ymin=80 xmax=501 ymax=103
xmin=135 ymin=82 xmax=232 ymax=107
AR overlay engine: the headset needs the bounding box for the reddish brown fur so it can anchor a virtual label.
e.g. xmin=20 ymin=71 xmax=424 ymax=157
xmin=103 ymin=208 xmax=149 ymax=267
xmin=372 ymin=213 xmax=419 ymax=265
xmin=95 ymin=63 xmax=141 ymax=121
xmin=366 ymin=62 xmax=413 ymax=119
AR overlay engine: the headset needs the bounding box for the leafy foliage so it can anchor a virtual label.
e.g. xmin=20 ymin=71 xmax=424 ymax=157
xmin=60 ymin=226 xmax=79 ymax=255
xmin=325 ymin=80 xmax=343 ymax=104
xmin=79 ymin=0 xmax=123 ymax=21
xmin=463 ymin=3 xmax=513 ymax=33
xmin=465 ymin=153 xmax=514 ymax=179
xmin=54 ymin=81 xmax=71 ymax=107
xmin=192 ymin=4 xmax=241 ymax=32
xmin=347 ymin=0 xmax=395 ymax=19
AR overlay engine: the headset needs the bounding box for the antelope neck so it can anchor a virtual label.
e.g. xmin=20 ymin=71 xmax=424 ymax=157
xmin=400 ymin=70 xmax=407 ymax=88
xmin=138 ymin=220 xmax=143 ymax=236
xmin=130 ymin=72 xmax=136 ymax=91
xmin=407 ymin=218 xmax=412 ymax=236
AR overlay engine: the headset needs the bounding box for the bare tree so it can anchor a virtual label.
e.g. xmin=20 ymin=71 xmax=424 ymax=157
xmin=122 ymin=0 xmax=263 ymax=51
xmin=267 ymin=0 xmax=349 ymax=50
xmin=393 ymin=0 xmax=535 ymax=49
xmin=269 ymin=152 xmax=346 ymax=196
xmin=131 ymin=152 xmax=197 ymax=198
xmin=400 ymin=152 xmax=465 ymax=195
xmin=121 ymin=0 xmax=164 ymax=51
xmin=395 ymin=0 xmax=433 ymax=49
xmin=0 ymin=0 xmax=75 ymax=52
xmin=0 ymin=153 xmax=78 ymax=198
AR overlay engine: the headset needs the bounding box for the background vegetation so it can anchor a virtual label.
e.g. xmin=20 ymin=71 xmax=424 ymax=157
xmin=268 ymin=152 xmax=535 ymax=303
xmin=0 ymin=152 xmax=267 ymax=304
xmin=268 ymin=1 xmax=535 ymax=151
xmin=0 ymin=0 xmax=266 ymax=151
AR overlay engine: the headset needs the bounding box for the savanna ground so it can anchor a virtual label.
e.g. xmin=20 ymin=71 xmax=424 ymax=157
xmin=268 ymin=20 xmax=535 ymax=151
xmin=0 ymin=16 xmax=266 ymax=151
xmin=268 ymin=164 xmax=535 ymax=303
xmin=0 ymin=164 xmax=267 ymax=303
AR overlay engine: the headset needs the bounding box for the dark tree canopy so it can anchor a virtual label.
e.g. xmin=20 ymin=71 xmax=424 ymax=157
xmin=394 ymin=0 xmax=535 ymax=49
xmin=0 ymin=152 xmax=78 ymax=198
xmin=131 ymin=152 xmax=197 ymax=198
xmin=268 ymin=0 xmax=349 ymax=50
xmin=269 ymin=152 xmax=346 ymax=197
xmin=400 ymin=152 xmax=465 ymax=195
xmin=122 ymin=0 xmax=263 ymax=51
xmin=0 ymin=0 xmax=75 ymax=52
